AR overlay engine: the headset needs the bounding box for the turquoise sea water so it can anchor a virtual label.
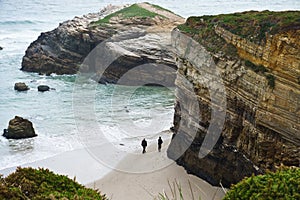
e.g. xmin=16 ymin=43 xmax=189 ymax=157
xmin=0 ymin=0 xmax=299 ymax=171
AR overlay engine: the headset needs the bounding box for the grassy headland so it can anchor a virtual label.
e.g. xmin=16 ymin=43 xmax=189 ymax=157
xmin=179 ymin=10 xmax=300 ymax=44
xmin=93 ymin=4 xmax=163 ymax=25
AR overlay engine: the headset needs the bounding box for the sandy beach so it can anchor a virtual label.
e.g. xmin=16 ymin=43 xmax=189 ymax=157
xmin=1 ymin=132 xmax=225 ymax=200
xmin=87 ymin=139 xmax=225 ymax=200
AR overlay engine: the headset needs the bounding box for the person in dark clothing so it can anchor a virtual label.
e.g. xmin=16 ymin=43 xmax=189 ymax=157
xmin=158 ymin=136 xmax=163 ymax=152
xmin=141 ymin=138 xmax=147 ymax=154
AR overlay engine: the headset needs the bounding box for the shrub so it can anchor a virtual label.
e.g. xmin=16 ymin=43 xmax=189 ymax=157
xmin=223 ymin=167 xmax=300 ymax=200
xmin=245 ymin=60 xmax=268 ymax=73
xmin=0 ymin=167 xmax=106 ymax=200
xmin=244 ymin=60 xmax=275 ymax=88
xmin=266 ymin=74 xmax=275 ymax=89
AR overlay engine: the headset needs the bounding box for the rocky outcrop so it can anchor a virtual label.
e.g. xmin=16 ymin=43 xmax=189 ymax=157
xmin=21 ymin=3 xmax=184 ymax=86
xmin=0 ymin=46 xmax=3 ymax=50
xmin=3 ymin=116 xmax=37 ymax=139
xmin=168 ymin=11 xmax=300 ymax=187
xmin=14 ymin=82 xmax=29 ymax=91
xmin=37 ymin=85 xmax=50 ymax=92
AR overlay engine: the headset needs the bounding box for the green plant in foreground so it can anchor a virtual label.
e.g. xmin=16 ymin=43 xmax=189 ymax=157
xmin=0 ymin=167 xmax=106 ymax=200
xmin=157 ymin=180 xmax=203 ymax=200
xmin=223 ymin=167 xmax=300 ymax=200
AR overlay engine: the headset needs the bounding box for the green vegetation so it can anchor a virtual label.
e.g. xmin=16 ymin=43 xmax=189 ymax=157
xmin=244 ymin=60 xmax=275 ymax=88
xmin=0 ymin=167 xmax=106 ymax=200
xmin=157 ymin=180 xmax=204 ymax=200
xmin=266 ymin=74 xmax=276 ymax=89
xmin=245 ymin=60 xmax=268 ymax=73
xmin=179 ymin=11 xmax=300 ymax=43
xmin=178 ymin=11 xmax=300 ymax=56
xmin=178 ymin=16 xmax=239 ymax=57
xmin=215 ymin=10 xmax=300 ymax=43
xmin=145 ymin=2 xmax=174 ymax=14
xmin=223 ymin=167 xmax=300 ymax=200
xmin=93 ymin=4 xmax=161 ymax=25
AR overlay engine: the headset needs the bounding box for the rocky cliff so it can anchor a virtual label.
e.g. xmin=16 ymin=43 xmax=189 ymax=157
xmin=167 ymin=11 xmax=300 ymax=187
xmin=21 ymin=3 xmax=184 ymax=85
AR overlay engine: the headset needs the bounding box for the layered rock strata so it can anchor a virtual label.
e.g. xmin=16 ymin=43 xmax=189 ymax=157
xmin=21 ymin=3 xmax=184 ymax=86
xmin=168 ymin=12 xmax=300 ymax=187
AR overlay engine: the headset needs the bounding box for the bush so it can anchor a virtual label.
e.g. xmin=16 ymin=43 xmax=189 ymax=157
xmin=223 ymin=167 xmax=300 ymax=200
xmin=245 ymin=60 xmax=268 ymax=73
xmin=244 ymin=60 xmax=275 ymax=88
xmin=266 ymin=74 xmax=275 ymax=89
xmin=0 ymin=167 xmax=106 ymax=200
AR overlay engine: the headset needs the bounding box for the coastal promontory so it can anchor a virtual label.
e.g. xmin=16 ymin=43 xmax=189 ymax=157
xmin=21 ymin=3 xmax=184 ymax=85
xmin=20 ymin=2 xmax=300 ymax=191
xmin=168 ymin=10 xmax=300 ymax=187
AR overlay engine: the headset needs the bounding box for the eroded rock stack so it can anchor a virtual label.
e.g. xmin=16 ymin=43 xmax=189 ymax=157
xmin=3 ymin=116 xmax=37 ymax=139
xmin=21 ymin=3 xmax=184 ymax=86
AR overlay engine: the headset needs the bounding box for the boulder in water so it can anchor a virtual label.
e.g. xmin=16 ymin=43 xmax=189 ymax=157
xmin=3 ymin=116 xmax=37 ymax=139
xmin=37 ymin=85 xmax=50 ymax=92
xmin=0 ymin=46 xmax=3 ymax=50
xmin=14 ymin=82 xmax=29 ymax=91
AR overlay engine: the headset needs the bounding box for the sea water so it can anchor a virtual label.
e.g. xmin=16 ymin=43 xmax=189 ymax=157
xmin=0 ymin=0 xmax=299 ymax=171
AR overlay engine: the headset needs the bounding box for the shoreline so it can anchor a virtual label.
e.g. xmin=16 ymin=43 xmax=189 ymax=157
xmin=1 ymin=131 xmax=225 ymax=199
xmin=0 ymin=131 xmax=173 ymax=185
xmin=87 ymin=138 xmax=225 ymax=200
xmin=0 ymin=147 xmax=111 ymax=185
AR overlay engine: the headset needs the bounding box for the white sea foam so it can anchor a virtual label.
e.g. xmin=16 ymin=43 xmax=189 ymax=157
xmin=0 ymin=0 xmax=299 ymax=173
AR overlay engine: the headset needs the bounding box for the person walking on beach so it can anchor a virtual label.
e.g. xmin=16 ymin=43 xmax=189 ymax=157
xmin=158 ymin=136 xmax=163 ymax=152
xmin=141 ymin=138 xmax=147 ymax=154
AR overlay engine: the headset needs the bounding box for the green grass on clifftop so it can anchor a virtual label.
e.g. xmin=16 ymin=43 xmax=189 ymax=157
xmin=93 ymin=4 xmax=161 ymax=24
xmin=179 ymin=10 xmax=300 ymax=44
xmin=178 ymin=10 xmax=300 ymax=56
xmin=0 ymin=167 xmax=106 ymax=200
xmin=145 ymin=2 xmax=175 ymax=14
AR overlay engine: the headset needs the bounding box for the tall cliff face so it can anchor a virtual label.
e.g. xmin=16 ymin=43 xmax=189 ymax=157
xmin=168 ymin=11 xmax=300 ymax=187
xmin=21 ymin=3 xmax=184 ymax=85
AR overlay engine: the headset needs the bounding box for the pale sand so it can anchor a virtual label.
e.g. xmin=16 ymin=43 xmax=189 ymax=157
xmin=87 ymin=140 xmax=225 ymax=200
xmin=0 ymin=147 xmax=112 ymax=184
xmin=0 ymin=132 xmax=225 ymax=200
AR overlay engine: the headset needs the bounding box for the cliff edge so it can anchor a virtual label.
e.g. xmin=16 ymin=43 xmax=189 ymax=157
xmin=168 ymin=10 xmax=300 ymax=187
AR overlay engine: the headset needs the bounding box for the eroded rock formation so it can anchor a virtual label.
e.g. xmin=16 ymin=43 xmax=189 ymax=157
xmin=3 ymin=116 xmax=37 ymax=139
xmin=37 ymin=85 xmax=50 ymax=92
xmin=21 ymin=3 xmax=184 ymax=86
xmin=14 ymin=82 xmax=29 ymax=91
xmin=168 ymin=11 xmax=300 ymax=187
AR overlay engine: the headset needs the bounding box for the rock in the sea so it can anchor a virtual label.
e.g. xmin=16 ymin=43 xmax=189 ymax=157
xmin=21 ymin=3 xmax=184 ymax=86
xmin=37 ymin=85 xmax=50 ymax=92
xmin=0 ymin=46 xmax=3 ymax=50
xmin=3 ymin=116 xmax=37 ymax=139
xmin=14 ymin=82 xmax=29 ymax=91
